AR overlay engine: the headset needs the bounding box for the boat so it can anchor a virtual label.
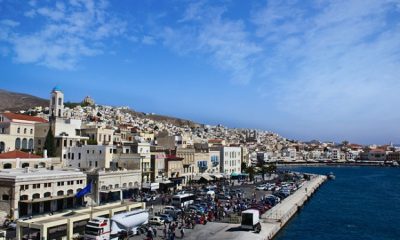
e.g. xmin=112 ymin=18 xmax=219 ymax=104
xmin=327 ymin=172 xmax=335 ymax=180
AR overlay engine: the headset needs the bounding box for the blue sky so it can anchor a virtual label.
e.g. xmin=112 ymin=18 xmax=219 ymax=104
xmin=1 ymin=0 xmax=400 ymax=144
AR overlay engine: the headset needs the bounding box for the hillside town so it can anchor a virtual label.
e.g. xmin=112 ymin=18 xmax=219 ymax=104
xmin=0 ymin=87 xmax=398 ymax=239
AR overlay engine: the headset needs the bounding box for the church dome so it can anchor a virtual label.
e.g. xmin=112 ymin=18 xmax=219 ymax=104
xmin=52 ymin=86 xmax=62 ymax=92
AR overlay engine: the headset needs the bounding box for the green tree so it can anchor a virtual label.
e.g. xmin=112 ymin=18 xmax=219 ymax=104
xmin=241 ymin=162 xmax=248 ymax=172
xmin=257 ymin=162 xmax=277 ymax=180
xmin=244 ymin=165 xmax=256 ymax=181
xmin=87 ymin=139 xmax=98 ymax=145
xmin=44 ymin=128 xmax=56 ymax=157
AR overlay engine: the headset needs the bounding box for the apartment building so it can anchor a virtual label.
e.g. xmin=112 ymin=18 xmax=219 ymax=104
xmin=220 ymin=146 xmax=242 ymax=175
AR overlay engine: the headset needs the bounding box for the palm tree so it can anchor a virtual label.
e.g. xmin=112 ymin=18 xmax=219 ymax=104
xmin=257 ymin=163 xmax=277 ymax=181
xmin=245 ymin=166 xmax=256 ymax=181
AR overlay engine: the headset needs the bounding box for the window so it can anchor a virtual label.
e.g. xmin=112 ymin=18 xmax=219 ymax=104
xmin=15 ymin=138 xmax=21 ymax=149
xmin=110 ymin=149 xmax=112 ymax=154
xmin=23 ymin=128 xmax=27 ymax=134
xmin=63 ymin=154 xmax=66 ymax=159
xmin=38 ymin=139 xmax=42 ymax=145
xmin=71 ymin=153 xmax=74 ymax=160
xmin=95 ymin=161 xmax=98 ymax=167
xmin=30 ymin=129 xmax=33 ymax=134
xmin=3 ymin=163 xmax=12 ymax=169
xmin=44 ymin=183 xmax=51 ymax=188
xmin=58 ymin=97 xmax=62 ymax=105
xmin=67 ymin=181 xmax=73 ymax=185
xmin=99 ymin=150 xmax=102 ymax=154
xmin=87 ymin=150 xmax=89 ymax=154
xmin=78 ymin=153 xmax=81 ymax=159
xmin=17 ymin=127 xmax=20 ymax=133
xmin=22 ymin=138 xmax=27 ymax=149
xmin=20 ymin=195 xmax=28 ymax=201
xmin=2 ymin=194 xmax=9 ymax=201
xmin=63 ymin=140 xmax=67 ymax=147
xmin=57 ymin=139 xmax=61 ymax=147
xmin=68 ymin=153 xmax=70 ymax=159
xmin=70 ymin=140 xmax=72 ymax=146
xmin=28 ymin=139 xmax=33 ymax=150
xmin=21 ymin=185 xmax=29 ymax=190
xmin=57 ymin=181 xmax=64 ymax=186
xmin=21 ymin=163 xmax=29 ymax=168
xmin=33 ymin=184 xmax=40 ymax=189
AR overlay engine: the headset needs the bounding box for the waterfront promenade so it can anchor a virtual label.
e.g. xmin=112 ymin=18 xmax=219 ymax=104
xmin=186 ymin=174 xmax=327 ymax=240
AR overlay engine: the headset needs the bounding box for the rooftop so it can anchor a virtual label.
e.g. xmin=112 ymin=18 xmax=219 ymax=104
xmin=0 ymin=168 xmax=85 ymax=180
xmin=0 ymin=150 xmax=42 ymax=159
xmin=1 ymin=112 xmax=48 ymax=123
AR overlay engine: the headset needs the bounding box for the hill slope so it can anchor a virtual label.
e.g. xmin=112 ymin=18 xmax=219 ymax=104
xmin=0 ymin=89 xmax=48 ymax=112
xmin=0 ymin=89 xmax=200 ymax=127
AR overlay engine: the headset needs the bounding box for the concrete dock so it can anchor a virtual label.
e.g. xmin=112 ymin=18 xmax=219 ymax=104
xmin=186 ymin=175 xmax=327 ymax=240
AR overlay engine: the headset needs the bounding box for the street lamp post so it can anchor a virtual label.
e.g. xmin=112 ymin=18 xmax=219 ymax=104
xmin=140 ymin=155 xmax=145 ymax=190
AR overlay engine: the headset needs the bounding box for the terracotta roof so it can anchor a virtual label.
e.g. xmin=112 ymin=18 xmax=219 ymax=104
xmin=1 ymin=112 xmax=48 ymax=123
xmin=0 ymin=150 xmax=42 ymax=159
xmin=369 ymin=149 xmax=386 ymax=153
xmin=208 ymin=139 xmax=223 ymax=143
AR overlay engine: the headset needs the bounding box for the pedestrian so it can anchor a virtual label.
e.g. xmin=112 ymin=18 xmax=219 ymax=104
xmin=180 ymin=226 xmax=185 ymax=238
xmin=153 ymin=227 xmax=157 ymax=238
xmin=163 ymin=227 xmax=167 ymax=239
xmin=172 ymin=228 xmax=176 ymax=240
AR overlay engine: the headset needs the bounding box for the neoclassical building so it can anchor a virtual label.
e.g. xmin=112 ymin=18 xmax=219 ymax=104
xmin=0 ymin=112 xmax=48 ymax=153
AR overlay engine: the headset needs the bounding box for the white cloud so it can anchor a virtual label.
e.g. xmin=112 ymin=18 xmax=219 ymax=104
xmin=142 ymin=35 xmax=155 ymax=45
xmin=0 ymin=19 xmax=19 ymax=27
xmin=254 ymin=0 xmax=400 ymax=123
xmin=160 ymin=2 xmax=261 ymax=85
xmin=1 ymin=0 xmax=126 ymax=70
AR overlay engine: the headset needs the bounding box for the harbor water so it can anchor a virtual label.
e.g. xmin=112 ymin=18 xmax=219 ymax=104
xmin=274 ymin=166 xmax=400 ymax=240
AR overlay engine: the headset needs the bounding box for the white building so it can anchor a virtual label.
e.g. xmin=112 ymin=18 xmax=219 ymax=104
xmin=282 ymin=147 xmax=297 ymax=161
xmin=0 ymin=168 xmax=86 ymax=220
xmin=49 ymin=86 xmax=64 ymax=118
xmin=65 ymin=145 xmax=115 ymax=169
xmin=0 ymin=113 xmax=47 ymax=153
xmin=209 ymin=147 xmax=221 ymax=174
xmin=331 ymin=148 xmax=340 ymax=161
xmin=87 ymin=169 xmax=141 ymax=206
xmin=220 ymin=146 xmax=242 ymax=175
xmin=0 ymin=150 xmax=61 ymax=170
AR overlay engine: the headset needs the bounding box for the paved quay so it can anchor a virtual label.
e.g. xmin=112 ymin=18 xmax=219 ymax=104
xmin=185 ymin=175 xmax=327 ymax=240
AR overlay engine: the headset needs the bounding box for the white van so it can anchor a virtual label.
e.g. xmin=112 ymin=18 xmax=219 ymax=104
xmin=206 ymin=190 xmax=215 ymax=199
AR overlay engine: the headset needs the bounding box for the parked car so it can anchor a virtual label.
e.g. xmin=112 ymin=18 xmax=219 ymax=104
xmin=149 ymin=216 xmax=165 ymax=225
xmin=163 ymin=205 xmax=176 ymax=212
xmin=255 ymin=185 xmax=266 ymax=190
xmin=158 ymin=214 xmax=174 ymax=223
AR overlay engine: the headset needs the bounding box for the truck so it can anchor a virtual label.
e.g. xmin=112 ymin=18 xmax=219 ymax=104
xmin=241 ymin=209 xmax=260 ymax=231
xmin=84 ymin=209 xmax=149 ymax=240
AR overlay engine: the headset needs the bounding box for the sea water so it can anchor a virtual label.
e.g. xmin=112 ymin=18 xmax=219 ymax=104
xmin=274 ymin=166 xmax=400 ymax=240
